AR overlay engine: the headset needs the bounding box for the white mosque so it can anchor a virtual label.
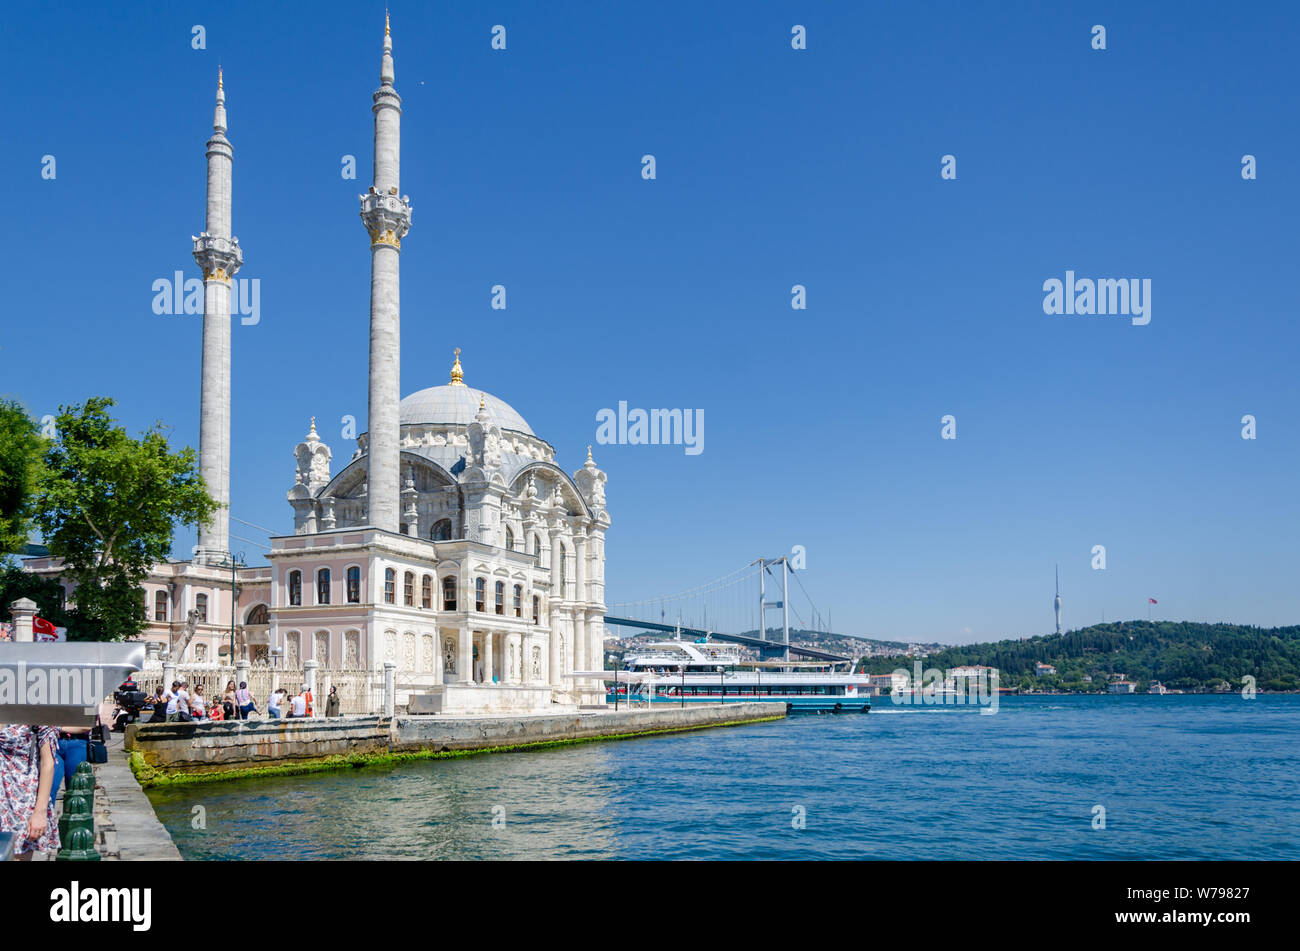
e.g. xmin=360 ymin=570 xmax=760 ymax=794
xmin=24 ymin=17 xmax=611 ymax=713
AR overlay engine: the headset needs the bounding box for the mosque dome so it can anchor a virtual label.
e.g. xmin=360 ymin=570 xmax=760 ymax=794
xmin=398 ymin=349 xmax=534 ymax=435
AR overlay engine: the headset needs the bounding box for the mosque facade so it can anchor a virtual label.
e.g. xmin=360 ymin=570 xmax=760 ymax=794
xmin=23 ymin=18 xmax=610 ymax=713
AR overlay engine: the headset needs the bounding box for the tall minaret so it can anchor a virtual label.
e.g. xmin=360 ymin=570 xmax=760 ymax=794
xmin=359 ymin=13 xmax=412 ymax=532
xmin=1054 ymin=564 xmax=1062 ymax=635
xmin=192 ymin=69 xmax=242 ymax=563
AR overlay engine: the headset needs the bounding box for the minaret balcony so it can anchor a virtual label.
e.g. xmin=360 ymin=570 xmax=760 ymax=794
xmin=360 ymin=192 xmax=412 ymax=248
xmin=192 ymin=234 xmax=243 ymax=281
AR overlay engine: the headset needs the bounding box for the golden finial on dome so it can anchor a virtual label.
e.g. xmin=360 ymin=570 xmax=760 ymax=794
xmin=449 ymin=347 xmax=465 ymax=386
xmin=587 ymin=445 xmax=593 ymax=463
xmin=218 ymin=65 xmax=223 ymax=89
xmin=309 ymin=416 xmax=317 ymax=436
xmin=479 ymin=392 xmax=486 ymax=410
xmin=385 ymin=9 xmax=390 ymax=36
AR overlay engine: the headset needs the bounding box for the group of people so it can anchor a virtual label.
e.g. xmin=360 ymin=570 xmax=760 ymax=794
xmin=140 ymin=680 xmax=341 ymax=722
xmin=266 ymin=684 xmax=341 ymax=719
xmin=144 ymin=679 xmax=260 ymax=723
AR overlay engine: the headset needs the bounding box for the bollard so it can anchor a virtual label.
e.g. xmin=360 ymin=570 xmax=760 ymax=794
xmin=69 ymin=771 xmax=95 ymax=810
xmin=57 ymin=825 xmax=101 ymax=862
xmin=55 ymin=792 xmax=100 ymax=861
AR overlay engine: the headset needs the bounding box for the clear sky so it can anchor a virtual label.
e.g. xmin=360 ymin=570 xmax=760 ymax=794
xmin=2 ymin=1 xmax=1297 ymax=645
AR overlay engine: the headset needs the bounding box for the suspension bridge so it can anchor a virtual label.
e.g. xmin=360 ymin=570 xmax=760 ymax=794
xmin=604 ymin=557 xmax=851 ymax=663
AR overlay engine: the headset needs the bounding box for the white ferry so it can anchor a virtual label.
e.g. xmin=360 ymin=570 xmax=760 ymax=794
xmin=579 ymin=639 xmax=872 ymax=714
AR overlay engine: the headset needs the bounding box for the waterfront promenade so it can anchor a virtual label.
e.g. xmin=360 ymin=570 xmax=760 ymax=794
xmin=34 ymin=733 xmax=181 ymax=862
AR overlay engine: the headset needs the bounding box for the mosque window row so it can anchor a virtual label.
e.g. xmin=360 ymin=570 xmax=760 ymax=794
xmin=284 ymin=563 xmax=553 ymax=619
xmin=468 ymin=577 xmax=542 ymax=621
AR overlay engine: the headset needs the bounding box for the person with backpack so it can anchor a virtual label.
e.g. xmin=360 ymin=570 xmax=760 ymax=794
xmin=234 ymin=682 xmax=258 ymax=719
xmin=173 ymin=681 xmax=193 ymax=722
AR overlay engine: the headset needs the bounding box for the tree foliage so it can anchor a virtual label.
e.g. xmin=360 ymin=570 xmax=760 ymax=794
xmin=32 ymin=397 xmax=217 ymax=641
xmin=0 ymin=398 xmax=46 ymax=555
xmin=862 ymin=620 xmax=1300 ymax=692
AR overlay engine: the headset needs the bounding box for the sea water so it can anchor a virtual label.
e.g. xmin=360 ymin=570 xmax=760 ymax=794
xmin=147 ymin=695 xmax=1299 ymax=860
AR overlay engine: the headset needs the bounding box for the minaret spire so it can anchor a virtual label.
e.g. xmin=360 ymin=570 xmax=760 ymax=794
xmin=359 ymin=15 xmax=412 ymax=532
xmin=192 ymin=68 xmax=243 ymax=563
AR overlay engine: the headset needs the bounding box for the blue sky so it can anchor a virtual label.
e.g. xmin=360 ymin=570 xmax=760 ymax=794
xmin=2 ymin=1 xmax=1297 ymax=644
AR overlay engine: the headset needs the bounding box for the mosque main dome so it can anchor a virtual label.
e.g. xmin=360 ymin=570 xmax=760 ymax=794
xmin=397 ymin=350 xmax=534 ymax=435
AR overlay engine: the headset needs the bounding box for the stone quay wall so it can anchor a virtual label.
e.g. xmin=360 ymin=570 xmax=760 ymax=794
xmin=125 ymin=702 xmax=785 ymax=783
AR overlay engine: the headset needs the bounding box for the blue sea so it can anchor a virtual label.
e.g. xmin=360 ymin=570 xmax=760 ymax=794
xmin=146 ymin=695 xmax=1299 ymax=860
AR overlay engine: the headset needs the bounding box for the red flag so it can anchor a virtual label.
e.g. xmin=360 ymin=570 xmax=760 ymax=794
xmin=1148 ymin=598 xmax=1158 ymax=605
xmin=33 ymin=616 xmax=66 ymax=641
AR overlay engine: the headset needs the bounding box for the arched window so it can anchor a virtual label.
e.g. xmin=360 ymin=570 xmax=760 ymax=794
xmin=195 ymin=593 xmax=209 ymax=623
xmin=288 ymin=570 xmax=302 ymax=606
xmin=384 ymin=568 xmax=396 ymax=604
xmin=154 ymin=590 xmax=168 ymax=622
xmin=513 ymin=585 xmax=522 ymax=618
xmin=494 ymin=581 xmax=505 ymax=615
xmin=404 ymin=571 xmax=415 ymax=606
xmin=346 ymin=566 xmax=361 ymax=603
xmin=245 ymin=604 xmax=269 ymax=625
xmin=421 ymin=574 xmax=432 ymax=609
xmin=431 ymin=519 xmax=452 ymax=541
xmin=475 ymin=577 xmax=486 ymax=612
xmin=442 ymin=576 xmax=457 ymax=611
xmin=317 ymin=568 xmax=331 ymax=605
xmin=505 ymin=526 xmax=515 ymax=551
xmin=558 ymin=542 xmax=567 ymax=597
xmin=532 ymin=595 xmax=540 ymax=625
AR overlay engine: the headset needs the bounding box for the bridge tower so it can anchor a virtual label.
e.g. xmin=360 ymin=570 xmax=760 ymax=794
xmin=756 ymin=556 xmax=791 ymax=661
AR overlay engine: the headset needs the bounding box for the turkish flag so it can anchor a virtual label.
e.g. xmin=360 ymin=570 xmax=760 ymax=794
xmin=33 ymin=616 xmax=66 ymax=642
xmin=1148 ymin=598 xmax=1158 ymax=605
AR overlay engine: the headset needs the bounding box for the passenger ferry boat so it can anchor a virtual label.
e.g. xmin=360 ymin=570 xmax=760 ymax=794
xmin=590 ymin=640 xmax=872 ymax=714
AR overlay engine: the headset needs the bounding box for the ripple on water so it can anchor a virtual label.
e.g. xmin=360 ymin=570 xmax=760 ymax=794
xmin=145 ymin=696 xmax=1300 ymax=860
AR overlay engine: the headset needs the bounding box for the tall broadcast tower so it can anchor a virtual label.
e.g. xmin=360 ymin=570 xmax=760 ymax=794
xmin=1054 ymin=565 xmax=1062 ymax=635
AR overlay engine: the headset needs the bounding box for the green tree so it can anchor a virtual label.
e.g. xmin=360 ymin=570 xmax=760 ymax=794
xmin=0 ymin=398 xmax=46 ymax=556
xmin=33 ymin=397 xmax=217 ymax=641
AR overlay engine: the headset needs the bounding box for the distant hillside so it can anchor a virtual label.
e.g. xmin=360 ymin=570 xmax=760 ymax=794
xmin=860 ymin=621 xmax=1300 ymax=691
xmin=744 ymin=627 xmax=940 ymax=656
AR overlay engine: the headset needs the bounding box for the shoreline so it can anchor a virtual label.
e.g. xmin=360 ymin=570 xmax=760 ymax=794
xmin=126 ymin=702 xmax=786 ymax=788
